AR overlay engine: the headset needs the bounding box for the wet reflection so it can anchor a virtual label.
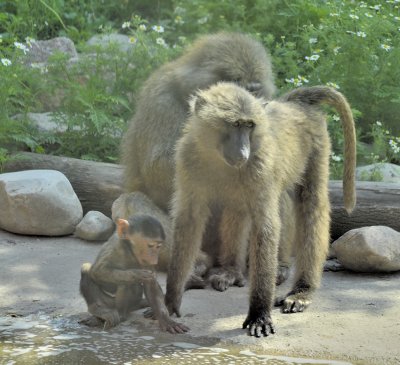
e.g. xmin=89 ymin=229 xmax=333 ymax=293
xmin=0 ymin=314 xmax=352 ymax=365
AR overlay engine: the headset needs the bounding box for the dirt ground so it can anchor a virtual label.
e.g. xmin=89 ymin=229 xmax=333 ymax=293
xmin=1 ymin=228 xmax=399 ymax=365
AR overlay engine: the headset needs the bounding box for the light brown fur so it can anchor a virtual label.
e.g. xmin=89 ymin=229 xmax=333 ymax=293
xmin=120 ymin=32 xmax=275 ymax=212
xmin=165 ymin=83 xmax=356 ymax=337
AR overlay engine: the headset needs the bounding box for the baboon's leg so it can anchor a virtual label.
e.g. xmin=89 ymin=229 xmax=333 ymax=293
xmin=207 ymin=208 xmax=250 ymax=291
xmin=80 ymin=263 xmax=120 ymax=329
xmin=276 ymin=192 xmax=296 ymax=285
xmin=165 ymin=201 xmax=210 ymax=316
xmin=243 ymin=195 xmax=281 ymax=337
xmin=279 ymin=148 xmax=330 ymax=313
xmin=115 ymin=284 xmax=144 ymax=321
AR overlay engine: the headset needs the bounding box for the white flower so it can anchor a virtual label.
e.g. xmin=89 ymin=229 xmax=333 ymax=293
xmin=359 ymin=2 xmax=367 ymax=7
xmin=129 ymin=37 xmax=137 ymax=44
xmin=286 ymin=75 xmax=309 ymax=87
xmin=370 ymin=5 xmax=381 ymax=10
xmin=326 ymin=82 xmax=340 ymax=89
xmin=330 ymin=13 xmax=340 ymax=17
xmin=389 ymin=139 xmax=400 ymax=153
xmin=174 ymin=16 xmax=184 ymax=25
xmin=380 ymin=43 xmax=392 ymax=51
xmin=332 ymin=115 xmax=341 ymax=122
xmin=394 ymin=17 xmax=400 ymax=21
xmin=1 ymin=58 xmax=12 ymax=66
xmin=197 ymin=16 xmax=209 ymax=24
xmin=365 ymin=12 xmax=373 ymax=17
xmin=356 ymin=31 xmax=367 ymax=38
xmin=331 ymin=153 xmax=342 ymax=162
xmin=25 ymin=37 xmax=35 ymax=47
xmin=333 ymin=46 xmax=341 ymax=55
xmin=122 ymin=21 xmax=131 ymax=29
xmin=376 ymin=121 xmax=382 ymax=126
xmin=349 ymin=14 xmax=359 ymax=20
xmin=14 ymin=41 xmax=29 ymax=54
xmin=139 ymin=24 xmax=147 ymax=31
xmin=152 ymin=25 xmax=164 ymax=33
xmin=305 ymin=54 xmax=320 ymax=61
xmin=156 ymin=37 xmax=167 ymax=47
xmin=309 ymin=37 xmax=318 ymax=44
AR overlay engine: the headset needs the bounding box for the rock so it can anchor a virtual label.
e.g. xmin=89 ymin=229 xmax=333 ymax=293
xmin=25 ymin=37 xmax=78 ymax=65
xmin=356 ymin=163 xmax=400 ymax=183
xmin=0 ymin=170 xmax=82 ymax=236
xmin=332 ymin=226 xmax=400 ymax=272
xmin=86 ymin=33 xmax=133 ymax=52
xmin=75 ymin=211 xmax=114 ymax=241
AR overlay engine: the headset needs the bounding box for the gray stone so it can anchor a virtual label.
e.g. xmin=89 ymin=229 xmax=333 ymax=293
xmin=332 ymin=226 xmax=400 ymax=272
xmin=356 ymin=163 xmax=400 ymax=183
xmin=25 ymin=37 xmax=78 ymax=65
xmin=0 ymin=170 xmax=82 ymax=236
xmin=75 ymin=211 xmax=114 ymax=241
xmin=86 ymin=33 xmax=133 ymax=52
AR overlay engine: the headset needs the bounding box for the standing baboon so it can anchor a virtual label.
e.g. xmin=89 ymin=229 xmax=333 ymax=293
xmin=165 ymin=83 xmax=356 ymax=337
xmin=121 ymin=32 xmax=275 ymax=212
xmin=80 ymin=214 xmax=189 ymax=333
xmin=120 ymin=32 xmax=290 ymax=285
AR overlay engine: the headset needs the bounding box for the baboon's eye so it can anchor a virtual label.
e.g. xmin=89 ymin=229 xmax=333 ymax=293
xmin=246 ymin=121 xmax=255 ymax=128
xmin=232 ymin=121 xmax=240 ymax=128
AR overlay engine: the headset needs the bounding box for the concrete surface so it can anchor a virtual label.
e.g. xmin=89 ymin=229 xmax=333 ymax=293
xmin=1 ymin=228 xmax=399 ymax=364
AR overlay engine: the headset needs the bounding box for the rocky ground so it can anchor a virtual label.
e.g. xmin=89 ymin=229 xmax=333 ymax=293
xmin=1 ymin=228 xmax=400 ymax=365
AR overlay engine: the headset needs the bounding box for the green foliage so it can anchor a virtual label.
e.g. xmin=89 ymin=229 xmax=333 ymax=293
xmin=0 ymin=0 xmax=399 ymax=175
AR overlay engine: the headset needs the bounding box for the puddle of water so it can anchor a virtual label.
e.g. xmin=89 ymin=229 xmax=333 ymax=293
xmin=0 ymin=314 xmax=353 ymax=365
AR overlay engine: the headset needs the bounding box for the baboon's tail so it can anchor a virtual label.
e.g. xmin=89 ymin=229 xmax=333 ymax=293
xmin=281 ymin=86 xmax=356 ymax=213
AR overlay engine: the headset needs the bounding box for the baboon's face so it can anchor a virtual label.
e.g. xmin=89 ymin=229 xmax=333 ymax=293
xmin=219 ymin=119 xmax=255 ymax=168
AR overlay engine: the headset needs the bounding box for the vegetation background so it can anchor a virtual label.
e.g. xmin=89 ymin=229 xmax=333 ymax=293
xmin=0 ymin=0 xmax=399 ymax=179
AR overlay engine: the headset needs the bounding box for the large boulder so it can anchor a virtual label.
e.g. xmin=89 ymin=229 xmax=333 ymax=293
xmin=0 ymin=170 xmax=83 ymax=236
xmin=86 ymin=33 xmax=133 ymax=52
xmin=75 ymin=211 xmax=114 ymax=241
xmin=332 ymin=226 xmax=400 ymax=272
xmin=25 ymin=37 xmax=78 ymax=65
xmin=356 ymin=163 xmax=400 ymax=183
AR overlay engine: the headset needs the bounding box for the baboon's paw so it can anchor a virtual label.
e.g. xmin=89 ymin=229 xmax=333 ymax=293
xmin=78 ymin=315 xmax=104 ymax=328
xmin=242 ymin=313 xmax=276 ymax=338
xmin=280 ymin=293 xmax=311 ymax=314
xmin=209 ymin=274 xmax=231 ymax=292
xmin=276 ymin=265 xmax=290 ymax=286
xmin=103 ymin=311 xmax=121 ymax=329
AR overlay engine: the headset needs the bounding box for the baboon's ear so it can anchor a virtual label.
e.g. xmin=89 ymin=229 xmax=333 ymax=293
xmin=116 ymin=218 xmax=130 ymax=239
xmin=189 ymin=93 xmax=207 ymax=115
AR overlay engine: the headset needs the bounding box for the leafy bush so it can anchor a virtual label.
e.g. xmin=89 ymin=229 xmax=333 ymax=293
xmin=0 ymin=0 xmax=399 ymax=177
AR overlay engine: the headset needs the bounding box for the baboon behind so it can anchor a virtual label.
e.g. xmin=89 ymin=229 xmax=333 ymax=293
xmin=121 ymin=32 xmax=275 ymax=213
xmin=165 ymin=83 xmax=356 ymax=337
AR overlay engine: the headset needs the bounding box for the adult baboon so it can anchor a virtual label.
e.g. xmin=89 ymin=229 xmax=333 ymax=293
xmin=165 ymin=83 xmax=356 ymax=337
xmin=121 ymin=32 xmax=275 ymax=212
xmin=120 ymin=32 xmax=288 ymax=285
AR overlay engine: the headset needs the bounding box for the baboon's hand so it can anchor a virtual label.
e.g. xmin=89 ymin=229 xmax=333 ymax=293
xmin=159 ymin=317 xmax=190 ymax=334
xmin=164 ymin=292 xmax=182 ymax=317
xmin=138 ymin=269 xmax=156 ymax=283
xmin=242 ymin=313 xmax=275 ymax=338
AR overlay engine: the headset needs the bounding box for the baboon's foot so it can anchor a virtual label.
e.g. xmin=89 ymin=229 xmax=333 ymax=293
xmin=275 ymin=280 xmax=313 ymax=313
xmin=102 ymin=310 xmax=121 ymax=329
xmin=88 ymin=303 xmax=120 ymax=329
xmin=185 ymin=274 xmax=207 ymax=290
xmin=276 ymin=264 xmax=290 ymax=286
xmin=207 ymin=266 xmax=245 ymax=292
xmin=143 ymin=308 xmax=156 ymax=320
xmin=79 ymin=315 xmax=104 ymax=328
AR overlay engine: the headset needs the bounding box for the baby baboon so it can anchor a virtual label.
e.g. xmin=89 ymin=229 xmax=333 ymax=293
xmin=121 ymin=32 xmax=275 ymax=213
xmin=80 ymin=214 xmax=189 ymax=334
xmin=165 ymin=83 xmax=356 ymax=337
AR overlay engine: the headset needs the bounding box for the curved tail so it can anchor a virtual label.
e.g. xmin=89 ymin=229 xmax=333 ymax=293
xmin=281 ymin=86 xmax=356 ymax=213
